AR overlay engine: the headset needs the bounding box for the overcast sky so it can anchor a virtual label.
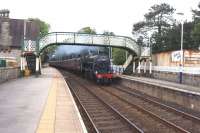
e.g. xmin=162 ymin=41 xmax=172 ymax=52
xmin=1 ymin=0 xmax=200 ymax=37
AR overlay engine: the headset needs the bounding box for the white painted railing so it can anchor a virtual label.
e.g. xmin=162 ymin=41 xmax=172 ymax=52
xmin=123 ymin=55 xmax=133 ymax=70
xmin=139 ymin=65 xmax=200 ymax=75
xmin=111 ymin=65 xmax=124 ymax=75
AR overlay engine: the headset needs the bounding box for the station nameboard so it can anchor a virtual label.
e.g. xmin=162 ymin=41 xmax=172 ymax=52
xmin=171 ymin=50 xmax=200 ymax=62
xmin=171 ymin=50 xmax=182 ymax=62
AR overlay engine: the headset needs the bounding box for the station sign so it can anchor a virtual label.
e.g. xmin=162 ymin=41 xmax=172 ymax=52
xmin=171 ymin=50 xmax=182 ymax=62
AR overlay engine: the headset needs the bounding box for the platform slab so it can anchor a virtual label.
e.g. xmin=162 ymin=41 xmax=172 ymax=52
xmin=121 ymin=75 xmax=200 ymax=96
xmin=0 ymin=67 xmax=87 ymax=133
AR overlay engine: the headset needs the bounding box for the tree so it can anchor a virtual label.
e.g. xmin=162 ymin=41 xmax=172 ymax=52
xmin=28 ymin=18 xmax=50 ymax=37
xmin=103 ymin=30 xmax=115 ymax=36
xmin=157 ymin=22 xmax=195 ymax=53
xmin=112 ymin=48 xmax=126 ymax=65
xmin=102 ymin=31 xmax=115 ymax=56
xmin=192 ymin=22 xmax=200 ymax=49
xmin=136 ymin=36 xmax=145 ymax=47
xmin=78 ymin=27 xmax=96 ymax=34
xmin=102 ymin=31 xmax=127 ymax=65
xmin=191 ymin=2 xmax=200 ymax=49
xmin=132 ymin=3 xmax=175 ymax=53
xmin=192 ymin=3 xmax=200 ymax=18
xmin=28 ymin=18 xmax=57 ymax=62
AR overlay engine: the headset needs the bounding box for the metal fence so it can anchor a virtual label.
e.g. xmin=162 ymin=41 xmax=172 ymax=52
xmin=0 ymin=67 xmax=20 ymax=83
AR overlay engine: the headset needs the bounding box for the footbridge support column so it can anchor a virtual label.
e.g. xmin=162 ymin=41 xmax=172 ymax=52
xmin=138 ymin=59 xmax=141 ymax=74
xmin=35 ymin=56 xmax=41 ymax=76
xmin=149 ymin=59 xmax=152 ymax=74
xmin=144 ymin=59 xmax=147 ymax=73
xmin=20 ymin=54 xmax=25 ymax=76
xmin=133 ymin=59 xmax=136 ymax=73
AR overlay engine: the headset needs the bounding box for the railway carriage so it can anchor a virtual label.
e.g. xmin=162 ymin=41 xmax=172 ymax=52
xmin=49 ymin=54 xmax=113 ymax=84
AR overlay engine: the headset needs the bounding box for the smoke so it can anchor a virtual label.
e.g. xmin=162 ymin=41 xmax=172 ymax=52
xmin=51 ymin=45 xmax=107 ymax=60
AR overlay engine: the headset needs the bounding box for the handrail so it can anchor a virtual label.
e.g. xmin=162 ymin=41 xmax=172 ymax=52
xmin=38 ymin=32 xmax=142 ymax=56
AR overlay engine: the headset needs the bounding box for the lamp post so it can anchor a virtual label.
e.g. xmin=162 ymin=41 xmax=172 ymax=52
xmin=177 ymin=12 xmax=184 ymax=83
xmin=148 ymin=35 xmax=152 ymax=74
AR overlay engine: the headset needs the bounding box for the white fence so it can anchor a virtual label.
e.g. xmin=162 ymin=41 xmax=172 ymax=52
xmin=140 ymin=65 xmax=200 ymax=75
xmin=111 ymin=65 xmax=124 ymax=75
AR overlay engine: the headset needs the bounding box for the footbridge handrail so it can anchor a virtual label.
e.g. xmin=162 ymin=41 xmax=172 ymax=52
xmin=37 ymin=32 xmax=142 ymax=56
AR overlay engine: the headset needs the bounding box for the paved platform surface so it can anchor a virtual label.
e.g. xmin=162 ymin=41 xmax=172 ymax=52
xmin=121 ymin=75 xmax=200 ymax=96
xmin=0 ymin=67 xmax=87 ymax=133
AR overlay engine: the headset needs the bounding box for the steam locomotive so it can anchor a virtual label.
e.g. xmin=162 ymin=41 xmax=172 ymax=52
xmin=49 ymin=54 xmax=113 ymax=84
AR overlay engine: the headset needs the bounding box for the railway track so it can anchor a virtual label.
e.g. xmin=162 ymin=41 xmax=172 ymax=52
xmin=62 ymin=70 xmax=200 ymax=133
xmin=64 ymin=74 xmax=143 ymax=133
xmin=100 ymin=85 xmax=200 ymax=133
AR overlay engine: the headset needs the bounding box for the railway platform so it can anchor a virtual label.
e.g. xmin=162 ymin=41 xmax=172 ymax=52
xmin=121 ymin=75 xmax=200 ymax=95
xmin=0 ymin=67 xmax=87 ymax=133
xmin=120 ymin=74 xmax=200 ymax=113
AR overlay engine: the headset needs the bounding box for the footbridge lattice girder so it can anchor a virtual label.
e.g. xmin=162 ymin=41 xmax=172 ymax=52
xmin=38 ymin=32 xmax=143 ymax=56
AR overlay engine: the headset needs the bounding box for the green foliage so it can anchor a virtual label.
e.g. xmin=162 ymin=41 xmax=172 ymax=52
xmin=28 ymin=18 xmax=50 ymax=37
xmin=136 ymin=36 xmax=145 ymax=46
xmin=192 ymin=3 xmax=200 ymax=18
xmin=112 ymin=48 xmax=126 ymax=65
xmin=103 ymin=31 xmax=115 ymax=36
xmin=102 ymin=31 xmax=127 ymax=65
xmin=192 ymin=22 xmax=200 ymax=48
xmin=78 ymin=27 xmax=96 ymax=34
xmin=41 ymin=44 xmax=58 ymax=63
xmin=133 ymin=3 xmax=175 ymax=35
xmin=151 ymin=21 xmax=198 ymax=53
xmin=132 ymin=3 xmax=175 ymax=53
xmin=44 ymin=44 xmax=58 ymax=54
xmin=192 ymin=2 xmax=200 ymax=40
xmin=28 ymin=18 xmax=53 ymax=63
xmin=132 ymin=2 xmax=200 ymax=53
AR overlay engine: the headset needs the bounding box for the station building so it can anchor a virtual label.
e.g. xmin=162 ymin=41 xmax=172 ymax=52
xmin=149 ymin=49 xmax=200 ymax=86
xmin=153 ymin=50 xmax=200 ymax=67
xmin=0 ymin=9 xmax=39 ymax=67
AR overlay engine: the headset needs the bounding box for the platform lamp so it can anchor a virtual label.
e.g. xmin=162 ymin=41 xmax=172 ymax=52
xmin=176 ymin=12 xmax=184 ymax=84
xmin=148 ymin=34 xmax=152 ymax=74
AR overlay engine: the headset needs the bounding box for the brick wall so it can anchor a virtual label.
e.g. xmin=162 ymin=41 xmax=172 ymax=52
xmin=0 ymin=67 xmax=20 ymax=83
xmin=120 ymin=78 xmax=200 ymax=112
xmin=0 ymin=49 xmax=21 ymax=66
xmin=152 ymin=71 xmax=200 ymax=87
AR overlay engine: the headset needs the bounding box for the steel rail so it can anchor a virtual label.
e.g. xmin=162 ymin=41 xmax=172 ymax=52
xmin=99 ymin=86 xmax=190 ymax=133
xmin=67 ymin=75 xmax=144 ymax=133
xmin=67 ymin=81 xmax=99 ymax=133
xmin=115 ymin=85 xmax=200 ymax=123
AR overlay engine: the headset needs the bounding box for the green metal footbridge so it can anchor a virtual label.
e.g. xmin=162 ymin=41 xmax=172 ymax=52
xmin=22 ymin=32 xmax=150 ymax=74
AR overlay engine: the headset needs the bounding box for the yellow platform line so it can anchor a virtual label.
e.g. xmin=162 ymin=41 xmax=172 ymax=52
xmin=36 ymin=77 xmax=57 ymax=133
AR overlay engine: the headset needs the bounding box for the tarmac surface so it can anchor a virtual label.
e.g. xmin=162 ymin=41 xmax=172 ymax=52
xmin=0 ymin=74 xmax=51 ymax=133
xmin=0 ymin=67 xmax=87 ymax=133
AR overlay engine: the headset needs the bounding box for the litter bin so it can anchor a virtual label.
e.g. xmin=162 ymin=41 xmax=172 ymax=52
xmin=24 ymin=67 xmax=31 ymax=76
